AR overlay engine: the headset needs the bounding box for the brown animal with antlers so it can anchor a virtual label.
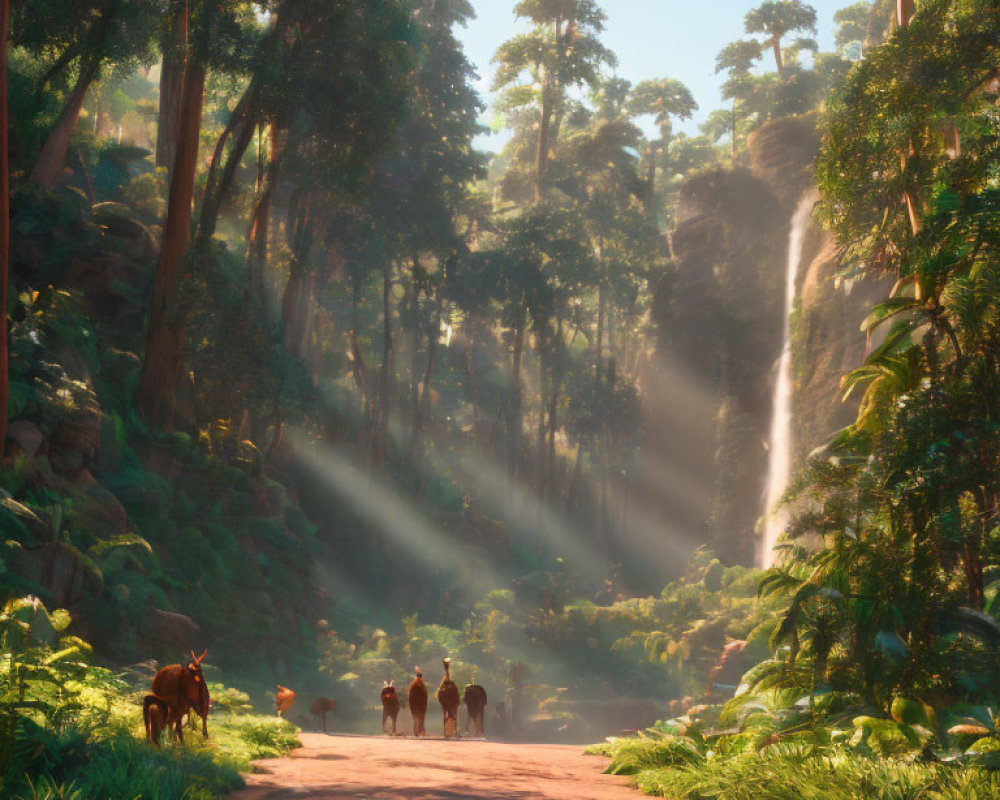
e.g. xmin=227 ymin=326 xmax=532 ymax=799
xmin=380 ymin=680 xmax=401 ymax=735
xmin=437 ymin=657 xmax=461 ymax=738
xmin=144 ymin=650 xmax=210 ymax=745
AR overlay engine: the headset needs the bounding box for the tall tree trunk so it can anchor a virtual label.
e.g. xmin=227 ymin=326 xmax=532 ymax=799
xmin=29 ymin=57 xmax=100 ymax=188
xmin=731 ymin=98 xmax=738 ymax=165
xmin=411 ymin=295 xmax=441 ymax=480
xmin=0 ymin=0 xmax=9 ymax=453
xmin=246 ymin=124 xmax=281 ymax=309
xmin=548 ymin=311 xmax=562 ymax=500
xmin=595 ymin=281 xmax=605 ymax=383
xmin=770 ymin=33 xmax=784 ymax=75
xmin=534 ymin=86 xmax=552 ymax=203
xmin=349 ymin=275 xmax=368 ymax=398
xmin=407 ymin=262 xmax=422 ymax=449
xmin=138 ymin=57 xmax=207 ymax=427
xmin=537 ymin=325 xmax=548 ymax=498
xmin=506 ymin=303 xmax=526 ymax=495
xmin=281 ymin=261 xmax=306 ymax=356
xmin=156 ymin=0 xmax=187 ymax=173
xmin=281 ymin=191 xmax=314 ymax=357
xmin=198 ymin=85 xmax=257 ymax=242
xmin=896 ymin=0 xmax=916 ymax=27
xmin=198 ymin=11 xmax=290 ymax=242
xmin=375 ymin=260 xmax=394 ymax=467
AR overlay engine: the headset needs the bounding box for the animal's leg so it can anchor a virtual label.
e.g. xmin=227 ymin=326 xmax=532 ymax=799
xmin=143 ymin=700 xmax=154 ymax=745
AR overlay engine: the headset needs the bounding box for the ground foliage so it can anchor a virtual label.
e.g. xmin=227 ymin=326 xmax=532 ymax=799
xmin=0 ymin=595 xmax=299 ymax=799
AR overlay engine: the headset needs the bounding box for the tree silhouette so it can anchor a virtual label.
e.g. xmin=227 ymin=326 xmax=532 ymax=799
xmin=744 ymin=0 xmax=817 ymax=75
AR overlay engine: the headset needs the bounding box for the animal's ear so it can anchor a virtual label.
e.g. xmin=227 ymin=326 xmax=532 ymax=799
xmin=196 ymin=649 xmax=207 ymax=663
xmin=383 ymin=680 xmax=388 ymax=687
xmin=390 ymin=679 xmax=394 ymax=687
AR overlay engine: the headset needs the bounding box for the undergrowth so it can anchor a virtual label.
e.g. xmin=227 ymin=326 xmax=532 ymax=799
xmin=592 ymin=731 xmax=1000 ymax=800
xmin=0 ymin=596 xmax=300 ymax=800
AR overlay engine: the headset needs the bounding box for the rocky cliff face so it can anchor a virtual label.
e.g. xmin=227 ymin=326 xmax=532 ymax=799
xmin=649 ymin=114 xmax=885 ymax=565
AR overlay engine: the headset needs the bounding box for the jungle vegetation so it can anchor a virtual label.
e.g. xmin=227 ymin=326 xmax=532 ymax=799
xmin=2 ymin=0 xmax=1000 ymax=797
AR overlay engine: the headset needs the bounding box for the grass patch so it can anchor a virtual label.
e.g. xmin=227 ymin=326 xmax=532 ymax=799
xmin=5 ymin=713 xmax=301 ymax=800
xmin=595 ymin=736 xmax=1000 ymax=800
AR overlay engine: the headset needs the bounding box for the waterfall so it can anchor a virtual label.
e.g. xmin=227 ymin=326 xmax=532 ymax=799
xmin=759 ymin=191 xmax=817 ymax=568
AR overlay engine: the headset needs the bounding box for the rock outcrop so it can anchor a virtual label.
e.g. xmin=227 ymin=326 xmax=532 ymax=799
xmin=650 ymin=114 xmax=886 ymax=564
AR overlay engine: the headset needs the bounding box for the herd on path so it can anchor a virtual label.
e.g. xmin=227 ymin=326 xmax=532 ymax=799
xmin=142 ymin=653 xmax=489 ymax=745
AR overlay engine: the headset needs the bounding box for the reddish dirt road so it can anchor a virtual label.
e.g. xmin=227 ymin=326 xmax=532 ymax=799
xmin=231 ymin=733 xmax=640 ymax=800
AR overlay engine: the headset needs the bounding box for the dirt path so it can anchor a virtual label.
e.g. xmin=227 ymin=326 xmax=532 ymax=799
xmin=231 ymin=733 xmax=640 ymax=800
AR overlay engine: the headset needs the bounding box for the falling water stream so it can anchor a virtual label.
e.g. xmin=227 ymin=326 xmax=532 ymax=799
xmin=760 ymin=191 xmax=818 ymax=568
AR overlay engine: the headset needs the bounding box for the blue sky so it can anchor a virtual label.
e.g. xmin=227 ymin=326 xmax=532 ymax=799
xmin=455 ymin=0 xmax=856 ymax=149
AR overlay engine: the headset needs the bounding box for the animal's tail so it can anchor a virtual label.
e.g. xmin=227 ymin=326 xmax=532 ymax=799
xmin=143 ymin=694 xmax=170 ymax=745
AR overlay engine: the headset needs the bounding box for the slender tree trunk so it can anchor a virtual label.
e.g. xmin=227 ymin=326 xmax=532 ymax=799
xmin=596 ymin=281 xmax=605 ymax=383
xmin=896 ymin=0 xmax=916 ymax=27
xmin=246 ymin=125 xmax=281 ymax=308
xmin=535 ymin=86 xmax=552 ymax=203
xmin=506 ymin=304 xmax=526 ymax=495
xmin=376 ymin=260 xmax=394 ymax=466
xmin=0 ymin=0 xmax=9 ymax=453
xmin=156 ymin=0 xmax=187 ymax=173
xmin=731 ymin=98 xmax=738 ymax=164
xmin=349 ymin=276 xmax=367 ymax=398
xmin=420 ymin=299 xmax=441 ymax=424
xmin=770 ymin=34 xmax=784 ymax=75
xmin=198 ymin=11 xmax=290 ymax=242
xmin=281 ymin=192 xmax=314 ymax=357
xmin=537 ymin=325 xmax=548 ymax=498
xmin=198 ymin=85 xmax=257 ymax=242
xmin=408 ymin=262 xmax=422 ymax=448
xmin=646 ymin=143 xmax=656 ymax=198
xmin=29 ymin=57 xmax=100 ymax=188
xmin=548 ymin=311 xmax=562 ymax=499
xmin=138 ymin=57 xmax=207 ymax=427
xmin=466 ymin=326 xmax=480 ymax=421
xmin=412 ymin=295 xmax=441 ymax=474
xmin=246 ymin=183 xmax=273 ymax=306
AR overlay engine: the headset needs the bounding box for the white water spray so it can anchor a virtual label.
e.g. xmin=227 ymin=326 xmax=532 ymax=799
xmin=760 ymin=191 xmax=817 ymax=568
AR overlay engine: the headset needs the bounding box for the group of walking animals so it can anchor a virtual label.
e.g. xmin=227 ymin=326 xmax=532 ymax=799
xmin=381 ymin=658 xmax=488 ymax=738
xmin=141 ymin=652 xmax=487 ymax=745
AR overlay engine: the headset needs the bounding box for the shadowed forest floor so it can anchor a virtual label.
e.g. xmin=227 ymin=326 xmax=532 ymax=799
xmin=230 ymin=733 xmax=637 ymax=800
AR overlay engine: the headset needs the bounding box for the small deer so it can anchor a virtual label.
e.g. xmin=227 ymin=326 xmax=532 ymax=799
xmin=381 ymin=680 xmax=401 ymax=735
xmin=310 ymin=697 xmax=337 ymax=732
